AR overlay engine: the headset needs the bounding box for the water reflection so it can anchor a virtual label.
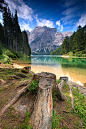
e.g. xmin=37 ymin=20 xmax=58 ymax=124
xmin=31 ymin=55 xmax=86 ymax=86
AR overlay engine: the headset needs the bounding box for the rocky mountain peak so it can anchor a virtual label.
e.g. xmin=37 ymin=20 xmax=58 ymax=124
xmin=26 ymin=26 xmax=73 ymax=54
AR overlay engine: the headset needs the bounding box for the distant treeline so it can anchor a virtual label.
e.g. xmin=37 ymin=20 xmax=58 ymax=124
xmin=0 ymin=0 xmax=31 ymax=56
xmin=51 ymin=25 xmax=86 ymax=56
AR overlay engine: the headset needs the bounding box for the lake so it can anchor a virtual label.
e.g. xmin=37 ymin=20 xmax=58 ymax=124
xmin=17 ymin=55 xmax=86 ymax=87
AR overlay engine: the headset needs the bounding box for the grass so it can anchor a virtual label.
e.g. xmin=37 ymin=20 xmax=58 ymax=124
xmin=72 ymin=87 xmax=86 ymax=127
xmin=20 ymin=109 xmax=32 ymax=129
xmin=52 ymin=81 xmax=86 ymax=128
xmin=57 ymin=79 xmax=61 ymax=84
xmin=28 ymin=79 xmax=39 ymax=94
xmin=0 ymin=87 xmax=7 ymax=92
xmin=52 ymin=110 xmax=62 ymax=129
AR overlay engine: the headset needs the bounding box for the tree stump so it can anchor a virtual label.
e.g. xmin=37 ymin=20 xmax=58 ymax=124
xmin=60 ymin=76 xmax=68 ymax=82
xmin=33 ymin=72 xmax=56 ymax=88
xmin=22 ymin=66 xmax=31 ymax=73
xmin=32 ymin=72 xmax=56 ymax=129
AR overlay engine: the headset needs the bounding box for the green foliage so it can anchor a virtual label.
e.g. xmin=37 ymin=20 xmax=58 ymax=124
xmin=68 ymin=51 xmax=73 ymax=56
xmin=52 ymin=110 xmax=62 ymax=129
xmin=28 ymin=79 xmax=39 ymax=94
xmin=62 ymin=25 xmax=86 ymax=56
xmin=5 ymin=50 xmax=17 ymax=59
xmin=0 ymin=87 xmax=7 ymax=92
xmin=21 ymin=109 xmax=32 ymax=129
xmin=0 ymin=5 xmax=31 ymax=58
xmin=57 ymin=79 xmax=61 ymax=84
xmin=50 ymin=46 xmax=62 ymax=55
xmin=1 ymin=54 xmax=10 ymax=64
xmin=72 ymin=88 xmax=86 ymax=127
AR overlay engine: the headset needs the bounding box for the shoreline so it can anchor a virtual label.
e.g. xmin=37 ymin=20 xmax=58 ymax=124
xmin=0 ymin=62 xmax=86 ymax=89
xmin=61 ymin=55 xmax=86 ymax=58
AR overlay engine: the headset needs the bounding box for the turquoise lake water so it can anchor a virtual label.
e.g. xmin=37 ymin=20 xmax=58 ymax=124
xmin=17 ymin=55 xmax=86 ymax=87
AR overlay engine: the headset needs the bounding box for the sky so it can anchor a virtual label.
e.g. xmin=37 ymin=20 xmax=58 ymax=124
xmin=0 ymin=0 xmax=86 ymax=33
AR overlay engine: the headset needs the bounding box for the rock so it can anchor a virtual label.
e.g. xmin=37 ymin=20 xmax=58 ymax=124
xmin=26 ymin=26 xmax=73 ymax=54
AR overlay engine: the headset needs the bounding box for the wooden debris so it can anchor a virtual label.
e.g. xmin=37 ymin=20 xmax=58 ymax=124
xmin=0 ymin=78 xmax=33 ymax=117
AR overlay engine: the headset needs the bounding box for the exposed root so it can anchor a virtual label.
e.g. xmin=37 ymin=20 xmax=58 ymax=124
xmin=0 ymin=77 xmax=33 ymax=117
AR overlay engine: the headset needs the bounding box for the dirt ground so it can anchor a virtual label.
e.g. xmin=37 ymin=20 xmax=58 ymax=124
xmin=0 ymin=63 xmax=86 ymax=129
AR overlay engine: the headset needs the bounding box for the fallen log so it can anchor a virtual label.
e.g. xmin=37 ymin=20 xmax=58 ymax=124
xmin=56 ymin=80 xmax=68 ymax=101
xmin=8 ymin=75 xmax=21 ymax=79
xmin=0 ymin=78 xmax=33 ymax=117
xmin=16 ymin=73 xmax=29 ymax=78
xmin=15 ymin=80 xmax=29 ymax=89
xmin=67 ymin=82 xmax=74 ymax=109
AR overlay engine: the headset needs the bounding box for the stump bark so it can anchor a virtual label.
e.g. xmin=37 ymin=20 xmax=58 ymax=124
xmin=32 ymin=72 xmax=56 ymax=129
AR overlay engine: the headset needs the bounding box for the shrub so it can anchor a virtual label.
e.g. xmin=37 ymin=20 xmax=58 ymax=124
xmin=5 ymin=50 xmax=17 ymax=59
xmin=11 ymin=51 xmax=20 ymax=58
xmin=57 ymin=79 xmax=61 ymax=84
xmin=28 ymin=79 xmax=39 ymax=94
xmin=68 ymin=51 xmax=73 ymax=56
xmin=1 ymin=54 xmax=10 ymax=64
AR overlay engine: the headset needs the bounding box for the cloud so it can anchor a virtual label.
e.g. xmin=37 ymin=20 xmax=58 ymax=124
xmin=63 ymin=0 xmax=76 ymax=7
xmin=56 ymin=20 xmax=60 ymax=28
xmin=36 ymin=15 xmax=54 ymax=28
xmin=5 ymin=0 xmax=33 ymax=21
xmin=20 ymin=21 xmax=32 ymax=32
xmin=62 ymin=6 xmax=80 ymax=16
xmin=56 ymin=20 xmax=63 ymax=31
xmin=0 ymin=13 xmax=3 ymax=25
xmin=76 ymin=14 xmax=86 ymax=27
xmin=61 ymin=25 xmax=63 ymax=31
xmin=0 ymin=19 xmax=3 ymax=24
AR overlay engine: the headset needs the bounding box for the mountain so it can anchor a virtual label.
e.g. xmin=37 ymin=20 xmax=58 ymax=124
xmin=26 ymin=26 xmax=73 ymax=55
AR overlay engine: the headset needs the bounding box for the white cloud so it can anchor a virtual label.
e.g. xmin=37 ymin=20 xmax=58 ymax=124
xmin=20 ymin=21 xmax=32 ymax=32
xmin=5 ymin=0 xmax=33 ymax=21
xmin=76 ymin=14 xmax=86 ymax=27
xmin=56 ymin=20 xmax=60 ymax=28
xmin=64 ymin=0 xmax=76 ymax=8
xmin=61 ymin=25 xmax=63 ymax=31
xmin=56 ymin=20 xmax=63 ymax=32
xmin=0 ymin=13 xmax=3 ymax=25
xmin=62 ymin=6 xmax=79 ymax=16
xmin=0 ymin=19 xmax=3 ymax=24
xmin=36 ymin=15 xmax=54 ymax=28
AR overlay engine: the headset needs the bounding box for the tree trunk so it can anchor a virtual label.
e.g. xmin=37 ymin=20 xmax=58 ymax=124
xmin=32 ymin=72 xmax=56 ymax=129
xmin=16 ymin=36 xmax=17 ymax=52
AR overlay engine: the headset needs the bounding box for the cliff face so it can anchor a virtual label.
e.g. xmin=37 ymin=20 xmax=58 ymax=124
xmin=26 ymin=26 xmax=73 ymax=54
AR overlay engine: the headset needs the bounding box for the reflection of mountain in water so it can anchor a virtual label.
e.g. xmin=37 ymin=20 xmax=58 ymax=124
xmin=31 ymin=55 xmax=61 ymax=66
xmin=51 ymin=57 xmax=86 ymax=69
xmin=31 ymin=55 xmax=86 ymax=69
